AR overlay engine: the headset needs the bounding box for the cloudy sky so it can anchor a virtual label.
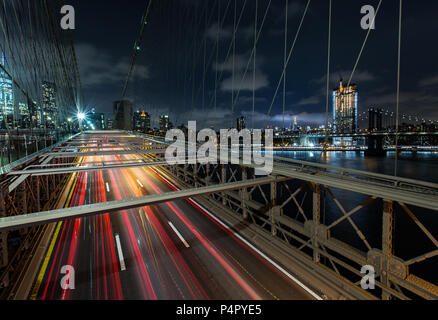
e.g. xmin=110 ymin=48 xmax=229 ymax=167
xmin=70 ymin=0 xmax=438 ymax=129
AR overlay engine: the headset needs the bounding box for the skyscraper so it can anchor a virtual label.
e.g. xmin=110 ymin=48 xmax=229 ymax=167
xmin=237 ymin=116 xmax=246 ymax=131
xmin=89 ymin=108 xmax=105 ymax=130
xmin=0 ymin=54 xmax=14 ymax=128
xmin=133 ymin=110 xmax=151 ymax=132
xmin=18 ymin=102 xmax=31 ymax=128
xmin=159 ymin=114 xmax=170 ymax=132
xmin=42 ymin=81 xmax=57 ymax=128
xmin=333 ymin=79 xmax=358 ymax=134
xmin=114 ymin=100 xmax=133 ymax=130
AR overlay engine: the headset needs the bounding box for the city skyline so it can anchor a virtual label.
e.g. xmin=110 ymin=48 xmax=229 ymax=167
xmin=70 ymin=0 xmax=438 ymax=129
xmin=0 ymin=0 xmax=438 ymax=304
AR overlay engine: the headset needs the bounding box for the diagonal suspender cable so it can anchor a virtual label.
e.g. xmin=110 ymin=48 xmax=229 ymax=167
xmin=252 ymin=0 xmax=258 ymax=130
xmin=394 ymin=0 xmax=403 ymax=177
xmin=265 ymin=0 xmax=311 ymax=125
xmin=229 ymin=0 xmax=271 ymax=121
xmin=214 ymin=0 xmax=220 ymax=112
xmin=282 ymin=0 xmax=288 ymax=130
xmin=325 ymin=0 xmax=332 ymax=146
xmin=346 ymin=0 xmax=382 ymax=88
xmin=231 ymin=0 xmax=236 ymax=126
xmin=117 ymin=0 xmax=153 ymax=117
xmin=204 ymin=0 xmax=247 ymax=115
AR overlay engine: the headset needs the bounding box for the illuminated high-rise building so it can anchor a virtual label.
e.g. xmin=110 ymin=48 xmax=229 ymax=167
xmin=0 ymin=54 xmax=14 ymax=127
xmin=159 ymin=114 xmax=170 ymax=132
xmin=18 ymin=102 xmax=29 ymax=117
xmin=134 ymin=110 xmax=151 ymax=132
xmin=89 ymin=108 xmax=105 ymax=130
xmin=332 ymin=79 xmax=358 ymax=134
xmin=42 ymin=81 xmax=57 ymax=128
xmin=18 ymin=102 xmax=32 ymax=128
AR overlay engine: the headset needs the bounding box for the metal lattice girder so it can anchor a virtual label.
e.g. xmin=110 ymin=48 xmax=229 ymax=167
xmin=8 ymin=160 xmax=171 ymax=176
xmin=8 ymin=156 xmax=54 ymax=193
xmin=130 ymin=132 xmax=438 ymax=300
xmin=326 ymin=187 xmax=372 ymax=251
xmin=53 ymin=144 xmax=163 ymax=149
xmin=45 ymin=148 xmax=167 ymax=158
xmin=0 ymin=231 xmax=7 ymax=268
xmin=0 ymin=176 xmax=290 ymax=231
xmin=272 ymin=165 xmax=438 ymax=211
xmin=0 ymin=134 xmax=80 ymax=176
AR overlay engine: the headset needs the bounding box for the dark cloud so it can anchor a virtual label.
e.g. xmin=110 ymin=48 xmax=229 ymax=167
xmin=76 ymin=43 xmax=150 ymax=87
xmin=70 ymin=0 xmax=438 ymax=127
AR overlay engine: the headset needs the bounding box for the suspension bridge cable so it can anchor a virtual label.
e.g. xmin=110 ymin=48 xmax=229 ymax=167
xmin=265 ymin=0 xmax=311 ymax=126
xmin=231 ymin=0 xmax=237 ymax=126
xmin=394 ymin=0 xmax=403 ymax=177
xmin=282 ymin=0 xmax=288 ymax=130
xmin=224 ymin=0 xmax=272 ymax=122
xmin=346 ymin=0 xmax=383 ymax=89
xmin=118 ymin=0 xmax=153 ymax=117
xmin=201 ymin=0 xmax=247 ymax=116
xmin=325 ymin=0 xmax=332 ymax=145
xmin=252 ymin=0 xmax=258 ymax=130
xmin=214 ymin=0 xmax=220 ymax=112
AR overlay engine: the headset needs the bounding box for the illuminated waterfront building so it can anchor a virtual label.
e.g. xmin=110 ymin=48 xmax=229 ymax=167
xmin=332 ymin=79 xmax=358 ymax=134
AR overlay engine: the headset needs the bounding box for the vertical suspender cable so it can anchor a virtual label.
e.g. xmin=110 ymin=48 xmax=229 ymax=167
xmin=214 ymin=1 xmax=220 ymax=112
xmin=282 ymin=0 xmax=288 ymax=131
xmin=394 ymin=0 xmax=403 ymax=177
xmin=265 ymin=0 xmax=311 ymax=124
xmin=231 ymin=0 xmax=236 ymax=127
xmin=325 ymin=0 xmax=332 ymax=146
xmin=252 ymin=0 xmax=258 ymax=130
xmin=202 ymin=4 xmax=207 ymax=111
xmin=346 ymin=0 xmax=382 ymax=88
xmin=117 ymin=0 xmax=153 ymax=119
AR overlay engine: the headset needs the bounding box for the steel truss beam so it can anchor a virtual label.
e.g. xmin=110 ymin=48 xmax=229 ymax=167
xmin=0 ymin=176 xmax=289 ymax=231
xmin=3 ymin=131 xmax=438 ymax=300
xmin=164 ymin=158 xmax=438 ymax=300
xmin=8 ymin=160 xmax=170 ymax=176
xmin=46 ymin=148 xmax=167 ymax=158
xmin=53 ymin=144 xmax=164 ymax=150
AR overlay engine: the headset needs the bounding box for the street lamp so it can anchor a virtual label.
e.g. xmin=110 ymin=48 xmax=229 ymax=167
xmin=77 ymin=112 xmax=86 ymax=133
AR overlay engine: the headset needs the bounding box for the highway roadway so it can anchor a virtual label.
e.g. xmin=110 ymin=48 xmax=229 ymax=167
xmin=29 ymin=135 xmax=317 ymax=300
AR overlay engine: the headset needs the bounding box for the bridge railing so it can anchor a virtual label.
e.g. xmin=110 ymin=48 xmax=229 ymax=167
xmin=130 ymin=133 xmax=438 ymax=300
xmin=1 ymin=130 xmax=437 ymax=299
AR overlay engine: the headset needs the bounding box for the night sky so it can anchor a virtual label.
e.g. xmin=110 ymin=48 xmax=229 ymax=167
xmin=69 ymin=0 xmax=438 ymax=129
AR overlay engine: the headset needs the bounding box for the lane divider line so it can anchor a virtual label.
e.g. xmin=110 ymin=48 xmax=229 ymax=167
xmin=168 ymin=221 xmax=190 ymax=248
xmin=190 ymin=199 xmax=322 ymax=300
xmin=115 ymin=234 xmax=126 ymax=271
xmin=106 ymin=182 xmax=110 ymax=192
xmin=152 ymin=167 xmax=323 ymax=300
xmin=136 ymin=179 xmax=144 ymax=188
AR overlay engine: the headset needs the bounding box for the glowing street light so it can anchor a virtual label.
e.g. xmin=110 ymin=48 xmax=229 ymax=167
xmin=77 ymin=112 xmax=86 ymax=133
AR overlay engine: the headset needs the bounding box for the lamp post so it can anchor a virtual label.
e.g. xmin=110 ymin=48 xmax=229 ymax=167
xmin=77 ymin=112 xmax=85 ymax=133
